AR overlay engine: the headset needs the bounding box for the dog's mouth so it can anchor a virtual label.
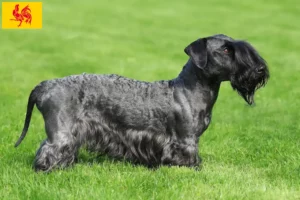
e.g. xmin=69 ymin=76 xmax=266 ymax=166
xmin=236 ymin=89 xmax=255 ymax=105
xmin=230 ymin=70 xmax=269 ymax=105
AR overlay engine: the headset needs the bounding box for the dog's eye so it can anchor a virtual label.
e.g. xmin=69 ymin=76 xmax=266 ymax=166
xmin=223 ymin=47 xmax=229 ymax=54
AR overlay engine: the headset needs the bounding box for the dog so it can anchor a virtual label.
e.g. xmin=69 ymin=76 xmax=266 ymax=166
xmin=15 ymin=34 xmax=269 ymax=171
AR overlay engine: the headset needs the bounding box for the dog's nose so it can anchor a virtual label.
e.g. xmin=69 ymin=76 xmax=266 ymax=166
xmin=256 ymin=66 xmax=265 ymax=73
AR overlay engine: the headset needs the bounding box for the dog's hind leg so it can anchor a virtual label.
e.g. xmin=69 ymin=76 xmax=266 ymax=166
xmin=34 ymin=137 xmax=79 ymax=172
xmin=34 ymin=135 xmax=79 ymax=172
xmin=34 ymin=109 xmax=80 ymax=172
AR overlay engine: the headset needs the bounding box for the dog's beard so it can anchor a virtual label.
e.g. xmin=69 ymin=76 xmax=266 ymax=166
xmin=230 ymin=71 xmax=269 ymax=105
xmin=230 ymin=40 xmax=270 ymax=105
xmin=232 ymin=84 xmax=255 ymax=105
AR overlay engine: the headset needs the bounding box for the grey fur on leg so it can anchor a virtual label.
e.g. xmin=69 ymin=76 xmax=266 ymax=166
xmin=34 ymin=139 xmax=79 ymax=172
xmin=15 ymin=34 xmax=269 ymax=172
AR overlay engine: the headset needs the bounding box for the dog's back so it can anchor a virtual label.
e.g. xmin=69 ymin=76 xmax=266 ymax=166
xmin=35 ymin=73 xmax=173 ymax=126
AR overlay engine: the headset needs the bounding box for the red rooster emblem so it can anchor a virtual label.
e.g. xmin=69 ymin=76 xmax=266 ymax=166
xmin=10 ymin=4 xmax=32 ymax=27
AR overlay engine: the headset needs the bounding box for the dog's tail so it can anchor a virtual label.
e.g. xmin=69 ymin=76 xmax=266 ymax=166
xmin=15 ymin=88 xmax=38 ymax=147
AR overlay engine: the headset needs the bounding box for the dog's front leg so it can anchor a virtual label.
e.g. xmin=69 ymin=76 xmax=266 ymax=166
xmin=161 ymin=141 xmax=200 ymax=169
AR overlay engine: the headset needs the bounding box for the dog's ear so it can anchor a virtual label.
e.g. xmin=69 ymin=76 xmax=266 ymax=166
xmin=184 ymin=38 xmax=207 ymax=69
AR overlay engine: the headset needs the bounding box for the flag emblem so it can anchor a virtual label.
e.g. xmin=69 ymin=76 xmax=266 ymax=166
xmin=2 ymin=2 xmax=42 ymax=29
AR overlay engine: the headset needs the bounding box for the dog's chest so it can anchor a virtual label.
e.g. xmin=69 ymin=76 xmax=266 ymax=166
xmin=197 ymin=112 xmax=211 ymax=136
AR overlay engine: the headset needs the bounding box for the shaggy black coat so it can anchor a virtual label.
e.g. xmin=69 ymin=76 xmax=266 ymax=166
xmin=15 ymin=34 xmax=269 ymax=171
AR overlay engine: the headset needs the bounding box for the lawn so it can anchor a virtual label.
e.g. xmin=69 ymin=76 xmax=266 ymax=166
xmin=0 ymin=0 xmax=299 ymax=199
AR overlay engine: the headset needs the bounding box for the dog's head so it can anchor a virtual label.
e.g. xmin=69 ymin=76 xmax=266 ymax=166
xmin=184 ymin=34 xmax=269 ymax=105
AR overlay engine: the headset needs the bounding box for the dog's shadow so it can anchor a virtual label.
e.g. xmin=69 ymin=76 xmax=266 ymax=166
xmin=76 ymin=150 xmax=166 ymax=171
xmin=76 ymin=150 xmax=141 ymax=168
xmin=77 ymin=151 xmax=110 ymax=165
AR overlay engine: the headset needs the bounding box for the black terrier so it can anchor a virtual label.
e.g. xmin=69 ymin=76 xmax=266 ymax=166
xmin=15 ymin=34 xmax=269 ymax=171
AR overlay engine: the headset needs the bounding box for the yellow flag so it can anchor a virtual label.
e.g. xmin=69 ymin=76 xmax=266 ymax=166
xmin=2 ymin=2 xmax=42 ymax=29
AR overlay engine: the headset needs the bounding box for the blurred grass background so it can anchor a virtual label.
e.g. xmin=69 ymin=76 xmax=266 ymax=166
xmin=0 ymin=0 xmax=299 ymax=199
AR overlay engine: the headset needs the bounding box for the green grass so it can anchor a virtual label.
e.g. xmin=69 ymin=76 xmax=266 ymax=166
xmin=1 ymin=0 xmax=300 ymax=199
